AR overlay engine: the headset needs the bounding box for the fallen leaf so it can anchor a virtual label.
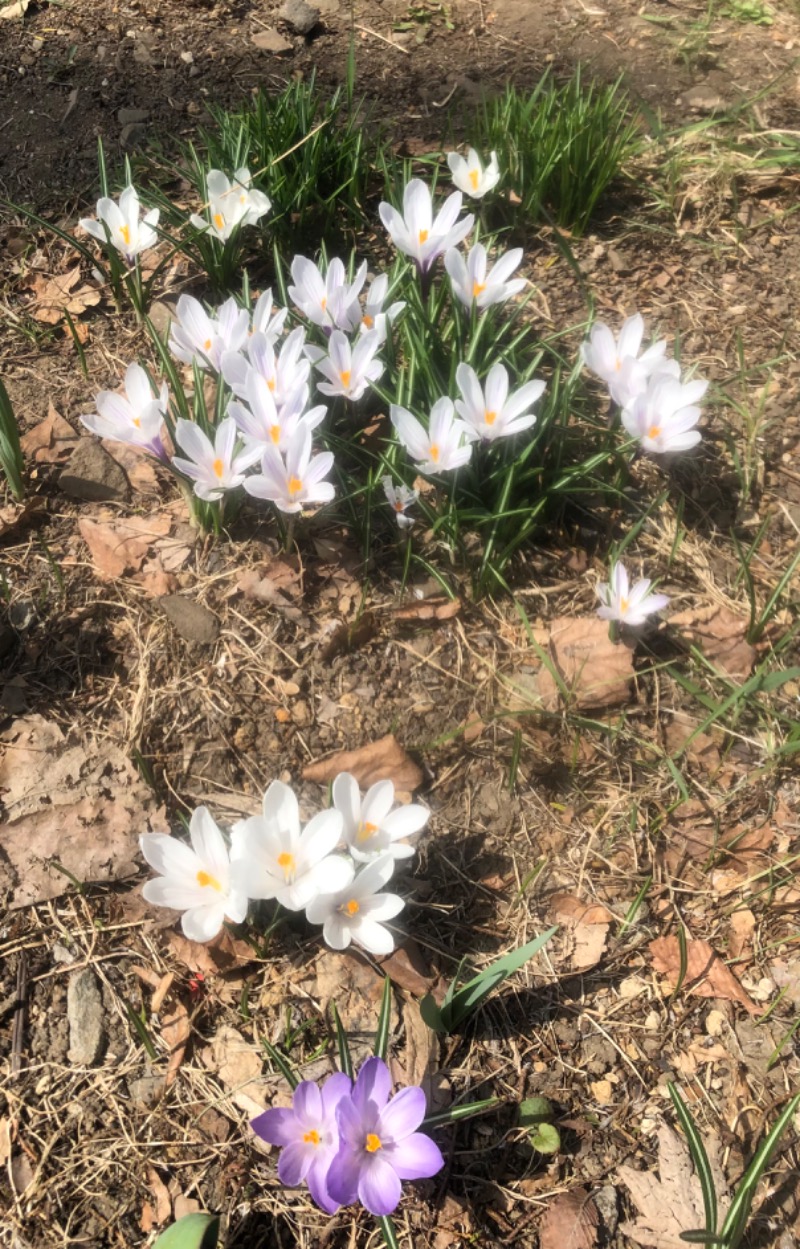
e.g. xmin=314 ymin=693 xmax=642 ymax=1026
xmin=172 ymin=1194 xmax=201 ymax=1221
xmin=20 ymin=401 xmax=78 ymax=464
xmin=203 ymin=1025 xmax=266 ymax=1117
xmin=10 ymin=1152 xmax=34 ymax=1196
xmin=132 ymin=557 xmax=177 ymax=598
xmin=139 ymin=1202 xmax=155 ymax=1234
xmin=537 ymin=618 xmax=634 ymax=711
xmin=665 ymin=812 xmax=774 ymax=875
xmin=0 ymin=0 xmax=30 ymax=19
xmin=78 ymin=513 xmax=172 ymax=578
xmin=0 ymin=1117 xmax=11 ymax=1165
xmin=649 ymin=937 xmax=761 ymax=1015
xmin=303 ymin=733 xmax=423 ymax=791
xmin=146 ymin=1166 xmax=172 ymax=1225
xmin=549 ymin=893 xmax=613 ymax=925
xmin=165 ymin=927 xmax=255 ymax=978
xmin=313 ymin=950 xmax=388 ymax=1034
xmin=549 ymin=893 xmax=612 ymax=972
xmin=728 ymin=909 xmax=756 ymax=963
xmin=319 ymin=612 xmax=378 ymax=662
xmin=27 ymin=267 xmax=101 ymax=324
xmin=103 ymin=441 xmax=160 ymax=494
xmin=669 ymin=604 xmax=756 ymax=681
xmin=539 ymin=1188 xmax=599 ymax=1249
xmin=0 ymin=497 xmax=46 ymax=540
xmin=161 ymin=1000 xmax=190 ymax=1087
xmin=0 ymin=714 xmax=165 ymax=908
xmin=401 ymin=997 xmax=437 ymax=1089
xmin=663 ymin=713 xmax=721 ymax=774
xmin=379 ymin=938 xmax=434 ymax=996
xmin=590 ymin=1079 xmax=613 ymax=1105
xmin=393 ymin=596 xmax=462 ymax=623
xmin=618 ymin=1123 xmax=728 ymax=1249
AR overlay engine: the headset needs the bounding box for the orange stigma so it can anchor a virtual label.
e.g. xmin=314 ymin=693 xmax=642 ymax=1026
xmin=212 ymin=458 xmax=224 ymax=479
xmin=365 ymin=1133 xmax=382 ymax=1153
xmin=287 ymin=475 xmax=303 ymax=496
xmin=196 ymin=870 xmax=222 ymax=891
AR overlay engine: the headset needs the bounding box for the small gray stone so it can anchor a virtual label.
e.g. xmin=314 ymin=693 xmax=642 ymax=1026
xmin=281 ymin=0 xmax=320 ymax=34
xmin=67 ymin=969 xmax=105 ymax=1066
xmin=251 ymin=28 xmax=293 ymax=53
xmin=159 ymin=594 xmax=220 ymax=644
xmin=117 ymin=106 xmax=149 ymax=125
xmin=593 ymin=1185 xmax=619 ymax=1236
xmin=128 ymin=1068 xmax=166 ymax=1108
xmin=59 ymin=440 xmax=130 ymax=502
xmin=683 ymin=84 xmax=726 ymax=113
xmin=148 ymin=299 xmax=176 ymax=338
xmin=120 ymin=122 xmax=148 ymax=150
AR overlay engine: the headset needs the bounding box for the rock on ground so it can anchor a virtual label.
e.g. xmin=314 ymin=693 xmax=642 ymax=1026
xmin=159 ymin=595 xmax=220 ymax=644
xmin=59 ymin=440 xmax=130 ymax=503
xmin=67 ymin=968 xmax=106 ymax=1065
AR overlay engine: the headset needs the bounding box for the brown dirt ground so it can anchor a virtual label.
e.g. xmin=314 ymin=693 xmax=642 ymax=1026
xmin=1 ymin=0 xmax=800 ymax=1247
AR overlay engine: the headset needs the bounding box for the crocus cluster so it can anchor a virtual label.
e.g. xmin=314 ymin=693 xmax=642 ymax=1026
xmin=139 ymin=773 xmax=429 ymax=951
xmin=582 ymin=313 xmax=707 ymax=454
xmin=253 ymin=1056 xmax=444 ymax=1216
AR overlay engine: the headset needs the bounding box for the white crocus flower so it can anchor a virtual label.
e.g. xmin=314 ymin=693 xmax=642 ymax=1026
xmin=445 ymin=243 xmax=526 ymax=310
xmin=597 ymin=563 xmax=669 ymax=627
xmin=79 ymin=184 xmax=159 ymax=265
xmin=169 ymin=294 xmax=250 ymax=372
xmin=382 ymin=476 xmax=418 ymax=530
xmin=379 ymin=179 xmax=474 ymax=273
xmin=621 ymin=375 xmax=707 ymax=455
xmin=223 ymin=327 xmax=311 ymax=408
xmin=607 ymin=355 xmax=680 ymax=409
xmin=311 ymin=329 xmax=383 ymax=401
xmin=581 ymin=314 xmax=669 ymax=398
xmin=305 ymin=855 xmax=404 ymax=955
xmin=332 ymin=773 xmax=429 ymax=864
xmin=391 ymin=398 xmax=473 ymax=475
xmin=229 ymin=780 xmax=351 ymax=911
xmin=455 ymin=362 xmax=544 ymax=443
xmin=228 ymin=372 xmax=325 ymax=454
xmin=244 ymin=422 xmax=335 ymax=514
xmin=447 ymin=148 xmax=500 ymax=198
xmin=251 ymin=288 xmax=288 ymax=341
xmin=140 ymin=807 xmax=248 ymax=943
xmin=357 ymin=274 xmax=406 ymax=342
xmin=172 ymin=416 xmax=260 ymax=501
xmin=190 ymin=167 xmax=271 ymax=242
xmin=288 ymin=256 xmax=367 ymax=332
xmin=81 ymin=362 xmax=168 ymax=459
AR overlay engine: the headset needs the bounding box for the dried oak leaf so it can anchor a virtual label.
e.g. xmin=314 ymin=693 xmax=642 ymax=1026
xmin=103 ymin=441 xmax=160 ymax=494
xmin=27 ymin=267 xmax=101 ymax=324
xmin=539 ymin=1188 xmax=599 ymax=1249
xmin=202 ymin=1024 xmax=266 ymax=1118
xmin=664 ymin=809 xmax=774 ymax=876
xmin=146 ymin=1166 xmax=172 ymax=1226
xmin=378 ymin=937 xmax=434 ymax=996
xmin=0 ymin=714 xmax=165 ymax=908
xmin=303 ymin=733 xmax=423 ymax=791
xmin=618 ymin=1123 xmax=728 ymax=1249
xmin=549 ymin=892 xmax=612 ymax=972
xmin=79 ymin=512 xmax=172 ymax=579
xmin=20 ymin=401 xmax=78 ymax=464
xmin=649 ymin=936 xmax=761 ymax=1015
xmin=393 ymin=596 xmax=462 ymax=623
xmin=161 ymin=1000 xmax=190 ymax=1087
xmin=669 ymin=604 xmax=756 ymax=681
xmin=537 ymin=617 xmax=634 ymax=711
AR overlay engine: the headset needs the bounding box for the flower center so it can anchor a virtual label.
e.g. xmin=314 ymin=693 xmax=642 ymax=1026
xmin=394 ymin=501 xmax=404 ymax=513
xmin=469 ymin=169 xmax=480 ymax=190
xmin=472 ymin=281 xmax=486 ymax=298
xmin=484 ymin=410 xmax=497 ymax=426
xmin=365 ymin=1133 xmax=382 ymax=1153
xmin=620 ymin=597 xmax=629 ymax=614
xmin=132 ymin=416 xmax=141 ymax=428
xmin=418 ymin=229 xmax=429 ymax=244
xmin=267 ymin=378 xmax=276 ymax=392
xmin=429 ymin=443 xmax=440 ymax=463
xmin=213 ymin=212 xmax=225 ymax=231
xmin=287 ymin=475 xmax=303 ymax=497
xmin=212 ymin=458 xmax=224 ymax=479
xmin=357 ymin=820 xmax=379 ymax=843
xmin=119 ymin=223 xmax=131 ymax=246
xmin=303 ymin=1129 xmax=321 ymax=1146
xmin=203 ymin=338 xmax=212 ymax=351
xmin=614 ymin=357 xmax=622 ymax=371
xmin=343 ymin=898 xmax=360 ymax=916
xmin=339 ymin=370 xmax=351 ymax=388
xmin=196 ymin=870 xmax=222 ymax=891
xmin=647 ymin=425 xmax=661 ymax=440
xmin=320 ymin=297 xmax=327 ymax=311
xmin=277 ymin=851 xmax=296 ymax=879
xmin=269 ymin=425 xmax=281 ymax=445
xmin=362 ymin=314 xmax=374 ymax=329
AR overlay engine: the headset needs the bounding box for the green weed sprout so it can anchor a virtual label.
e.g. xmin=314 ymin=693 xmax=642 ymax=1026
xmin=0 ymin=376 xmax=25 ymax=502
xmin=152 ymin=1213 xmax=219 ymax=1249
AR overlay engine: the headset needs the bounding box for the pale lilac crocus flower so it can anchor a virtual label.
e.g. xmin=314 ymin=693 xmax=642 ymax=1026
xmin=379 ymin=179 xmax=474 ymax=274
xmin=311 ymin=329 xmax=384 ymax=401
xmin=171 ymin=416 xmax=260 ymax=501
xmin=79 ymin=185 xmax=159 ymax=265
xmin=251 ymin=1074 xmax=353 ymax=1214
xmin=333 ymin=772 xmax=428 ymax=863
xmin=223 ymin=327 xmax=311 ymax=408
xmin=447 ymin=148 xmax=500 ymax=198
xmin=289 ymin=256 xmax=367 ymax=333
xmin=597 ymin=563 xmax=669 ymax=627
xmin=80 ymin=362 xmax=168 ymax=459
xmin=455 ymin=362 xmax=544 ymax=443
xmin=305 ymin=855 xmax=403 ymax=955
xmin=190 ymin=167 xmax=271 ymax=242
xmin=243 ymin=422 xmax=335 ymax=515
xmin=169 ymin=294 xmax=250 ymax=372
xmin=445 ymin=242 xmax=525 ymax=310
xmin=327 ymin=1057 xmax=444 ymax=1216
xmin=251 ymin=288 xmax=288 ymax=341
xmin=621 ymin=375 xmax=707 ymax=454
xmin=228 ymin=372 xmax=325 ymax=455
xmin=581 ymin=314 xmax=669 ymax=397
xmin=382 ymin=477 xmax=418 ymax=530
xmin=391 ymin=399 xmax=473 ymax=474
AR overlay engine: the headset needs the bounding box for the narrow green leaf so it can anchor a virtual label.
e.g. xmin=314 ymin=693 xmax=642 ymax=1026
xmin=152 ymin=1213 xmax=220 ymax=1249
xmin=374 ymin=976 xmax=392 ymax=1060
xmin=445 ymin=927 xmax=557 ymax=1030
xmin=422 ymin=1096 xmax=499 ymax=1129
xmin=668 ymin=1082 xmax=718 ymax=1235
xmin=718 ymin=1093 xmax=800 ymax=1249
xmin=261 ymin=1037 xmax=299 ymax=1090
xmin=419 ymin=993 xmax=444 ymax=1034
xmin=377 ymin=1214 xmax=401 ymax=1249
xmin=332 ymin=1002 xmax=353 ymax=1080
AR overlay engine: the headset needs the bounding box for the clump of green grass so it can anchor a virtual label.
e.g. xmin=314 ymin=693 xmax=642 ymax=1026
xmin=469 ymin=68 xmax=641 ymax=235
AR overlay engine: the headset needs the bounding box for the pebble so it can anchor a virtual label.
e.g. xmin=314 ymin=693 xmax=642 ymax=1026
xmin=251 ymin=28 xmax=293 ymax=53
xmin=117 ymin=106 xmax=149 ymax=125
xmin=67 ymin=968 xmax=106 ymax=1066
xmin=159 ymin=594 xmax=220 ymax=644
xmin=280 ymin=0 xmax=320 ymax=34
xmin=59 ymin=439 xmax=130 ymax=503
xmin=120 ymin=122 xmax=148 ymax=151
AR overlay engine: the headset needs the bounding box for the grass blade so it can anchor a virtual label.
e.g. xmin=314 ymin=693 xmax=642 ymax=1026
xmin=332 ymin=1002 xmax=353 ymax=1080
xmin=374 ymin=976 xmax=392 ymax=1060
xmin=668 ymin=1082 xmax=718 ymax=1236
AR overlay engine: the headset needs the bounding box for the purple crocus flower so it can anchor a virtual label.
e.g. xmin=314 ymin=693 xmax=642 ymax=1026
xmin=327 ymin=1056 xmax=444 ymax=1216
xmin=251 ymin=1072 xmax=352 ymax=1213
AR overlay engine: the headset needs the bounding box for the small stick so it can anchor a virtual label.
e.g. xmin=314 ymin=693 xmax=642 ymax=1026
xmin=11 ymin=951 xmax=28 ymax=1078
xmin=354 ymin=23 xmax=411 ymax=53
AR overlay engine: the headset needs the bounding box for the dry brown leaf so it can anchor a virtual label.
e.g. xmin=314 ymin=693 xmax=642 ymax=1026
xmin=393 ymin=596 xmax=462 ymax=623
xmin=172 ymin=1194 xmax=201 ymax=1221
xmin=161 ymin=1000 xmax=190 ymax=1087
xmin=539 ymin=1188 xmax=599 ymax=1249
xmin=663 ymin=713 xmax=721 ymax=775
xmin=665 ymin=814 xmax=774 ymax=875
xmin=549 ymin=893 xmax=613 ymax=925
xmin=669 ymin=604 xmax=756 ymax=681
xmin=237 ymin=558 xmax=302 ymax=602
xmin=27 ymin=267 xmax=101 ymax=323
xmin=0 ymin=497 xmax=46 ymax=540
xmin=649 ymin=937 xmax=761 ymax=1015
xmin=0 ymin=714 xmax=165 ymax=908
xmin=103 ymin=441 xmax=160 ymax=494
xmin=378 ymin=938 xmax=434 ymax=996
xmin=203 ymin=1025 xmax=266 ymax=1117
xmin=401 ymin=998 xmax=437 ymax=1089
xmin=132 ymin=558 xmax=177 ymax=598
xmin=139 ymin=1202 xmax=155 ymax=1234
xmin=537 ymin=617 xmax=634 ymax=711
xmin=0 ymin=1117 xmax=11 ymax=1166
xmin=165 ymin=927 xmax=255 ymax=977
xmin=151 ymin=972 xmax=174 ymax=1013
xmin=79 ymin=513 xmax=172 ymax=579
xmin=20 ymin=401 xmax=78 ymax=464
xmin=146 ymin=1166 xmax=172 ymax=1226
xmin=313 ymin=950 xmax=388 ymax=1033
xmin=728 ymin=909 xmax=756 ymax=963
xmin=618 ymin=1123 xmax=728 ymax=1249
xmin=550 ymin=893 xmax=612 ymax=972
xmin=303 ymin=733 xmax=423 ymax=791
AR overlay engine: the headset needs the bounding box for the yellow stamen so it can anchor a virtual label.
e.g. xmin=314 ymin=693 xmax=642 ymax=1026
xmin=212 ymin=458 xmax=224 ymax=479
xmin=357 ymin=820 xmax=379 ymax=843
xmin=277 ymin=851 xmax=296 ymax=877
xmin=132 ymin=416 xmax=141 ymax=428
xmin=469 ymin=169 xmax=480 ymax=190
xmin=418 ymin=229 xmax=429 ymax=244
xmin=620 ymin=597 xmax=629 ymax=614
xmin=213 ymin=212 xmax=225 ymax=231
xmin=647 ymin=425 xmax=661 ymax=441
xmin=345 ymin=898 xmax=360 ymax=916
xmin=119 ymin=223 xmax=131 ymax=246
xmin=339 ymin=370 xmax=351 ymax=388
xmin=429 ymin=443 xmax=440 ymax=463
xmin=303 ymin=1129 xmax=321 ymax=1146
xmin=394 ymin=501 xmax=404 ymax=513
xmin=614 ymin=357 xmax=622 ymax=371
xmin=320 ymin=297 xmax=327 ymax=311
xmin=362 ymin=314 xmax=374 ymax=329
xmin=287 ymin=475 xmax=303 ymax=497
xmin=240 ymin=193 xmax=247 ymax=204
xmin=269 ymin=425 xmax=281 ymax=445
xmin=267 ymin=378 xmax=276 ymax=392
xmin=365 ymin=1133 xmax=382 ymax=1153
xmin=472 ymin=281 xmax=486 ymax=298
xmin=196 ymin=870 xmax=222 ymax=891
xmin=484 ymin=410 xmax=497 ymax=426
xmin=203 ymin=338 xmax=212 ymax=351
